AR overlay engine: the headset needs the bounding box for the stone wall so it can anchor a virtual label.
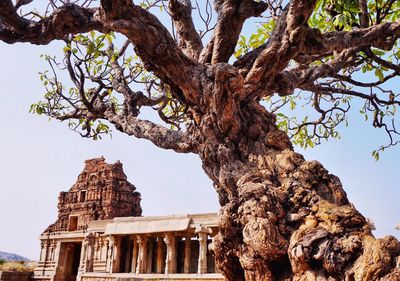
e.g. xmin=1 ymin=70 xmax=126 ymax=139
xmin=0 ymin=271 xmax=32 ymax=281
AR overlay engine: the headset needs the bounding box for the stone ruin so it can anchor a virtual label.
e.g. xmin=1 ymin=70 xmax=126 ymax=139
xmin=33 ymin=157 xmax=222 ymax=281
xmin=45 ymin=157 xmax=142 ymax=233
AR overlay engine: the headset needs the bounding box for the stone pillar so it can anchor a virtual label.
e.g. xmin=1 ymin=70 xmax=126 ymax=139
xmin=43 ymin=241 xmax=50 ymax=263
xmin=131 ymin=236 xmax=138 ymax=273
xmin=136 ymin=235 xmax=148 ymax=274
xmin=164 ymin=233 xmax=177 ymax=274
xmin=105 ymin=236 xmax=114 ymax=273
xmin=112 ymin=237 xmax=120 ymax=273
xmin=50 ymin=241 xmax=56 ymax=262
xmin=52 ymin=242 xmax=61 ymax=272
xmin=146 ymin=238 xmax=154 ymax=273
xmin=94 ymin=240 xmax=99 ymax=262
xmin=101 ymin=238 xmax=108 ymax=262
xmin=79 ymin=240 xmax=87 ymax=272
xmin=49 ymin=241 xmax=54 ymax=262
xmin=39 ymin=241 xmax=47 ymax=262
xmin=156 ymin=237 xmax=164 ymax=274
xmin=184 ymin=236 xmax=191 ymax=273
xmin=197 ymin=232 xmax=208 ymax=274
xmin=83 ymin=232 xmax=95 ymax=272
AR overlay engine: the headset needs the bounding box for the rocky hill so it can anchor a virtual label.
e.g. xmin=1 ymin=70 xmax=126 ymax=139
xmin=0 ymin=251 xmax=30 ymax=262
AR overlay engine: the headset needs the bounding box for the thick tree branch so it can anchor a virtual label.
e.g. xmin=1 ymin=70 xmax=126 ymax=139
xmin=102 ymin=108 xmax=195 ymax=153
xmin=199 ymin=0 xmax=268 ymax=64
xmin=0 ymin=1 xmax=104 ymax=44
xmin=0 ymin=0 xmax=204 ymax=105
xmin=358 ymin=0 xmax=369 ymax=28
xmin=262 ymin=47 xmax=359 ymax=97
xmin=234 ymin=10 xmax=400 ymax=79
xmin=169 ymin=0 xmax=203 ymax=61
xmin=100 ymin=0 xmax=202 ymax=104
xmin=244 ymin=0 xmax=318 ymax=87
xmin=52 ymin=98 xmax=195 ymax=153
xmin=302 ymin=21 xmax=400 ymax=57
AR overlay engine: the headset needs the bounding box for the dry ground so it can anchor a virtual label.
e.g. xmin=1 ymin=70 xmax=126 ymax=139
xmin=0 ymin=261 xmax=37 ymax=272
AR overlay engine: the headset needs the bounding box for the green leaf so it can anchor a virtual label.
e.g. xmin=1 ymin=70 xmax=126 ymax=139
xmin=374 ymin=68 xmax=384 ymax=81
xmin=87 ymin=42 xmax=95 ymax=54
xmin=372 ymin=150 xmax=380 ymax=161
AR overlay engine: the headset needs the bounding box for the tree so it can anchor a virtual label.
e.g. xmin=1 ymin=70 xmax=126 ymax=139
xmin=1 ymin=0 xmax=400 ymax=280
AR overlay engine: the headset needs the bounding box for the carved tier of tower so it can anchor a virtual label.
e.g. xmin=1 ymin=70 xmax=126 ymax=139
xmin=45 ymin=157 xmax=142 ymax=233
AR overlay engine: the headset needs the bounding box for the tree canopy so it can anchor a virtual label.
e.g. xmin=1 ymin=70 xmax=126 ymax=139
xmin=0 ymin=0 xmax=399 ymax=158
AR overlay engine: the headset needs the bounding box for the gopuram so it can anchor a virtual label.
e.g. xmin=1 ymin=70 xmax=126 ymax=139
xmin=33 ymin=157 xmax=222 ymax=281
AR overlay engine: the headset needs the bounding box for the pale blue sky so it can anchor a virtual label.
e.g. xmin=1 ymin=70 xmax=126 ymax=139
xmin=0 ymin=3 xmax=399 ymax=261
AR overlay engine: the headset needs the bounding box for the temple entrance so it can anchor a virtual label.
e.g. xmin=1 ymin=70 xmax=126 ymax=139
xmin=54 ymin=242 xmax=82 ymax=281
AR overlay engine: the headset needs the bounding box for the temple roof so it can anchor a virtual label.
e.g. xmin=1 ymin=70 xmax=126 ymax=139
xmin=105 ymin=218 xmax=191 ymax=235
xmin=104 ymin=213 xmax=218 ymax=235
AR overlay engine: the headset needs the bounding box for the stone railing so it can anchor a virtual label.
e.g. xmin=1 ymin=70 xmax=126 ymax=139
xmin=80 ymin=275 xmax=116 ymax=281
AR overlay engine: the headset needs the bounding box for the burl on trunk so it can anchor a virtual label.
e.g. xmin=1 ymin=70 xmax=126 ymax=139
xmin=193 ymin=64 xmax=400 ymax=281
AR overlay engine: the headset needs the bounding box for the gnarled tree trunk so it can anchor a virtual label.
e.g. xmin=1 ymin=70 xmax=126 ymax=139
xmin=191 ymin=64 xmax=400 ymax=281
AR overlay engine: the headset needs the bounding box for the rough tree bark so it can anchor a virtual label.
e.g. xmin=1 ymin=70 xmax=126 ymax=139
xmin=2 ymin=0 xmax=400 ymax=280
xmin=193 ymin=65 xmax=400 ymax=280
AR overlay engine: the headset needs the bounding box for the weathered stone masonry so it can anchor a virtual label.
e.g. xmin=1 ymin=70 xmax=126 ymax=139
xmin=33 ymin=158 xmax=222 ymax=281
xmin=46 ymin=157 xmax=142 ymax=233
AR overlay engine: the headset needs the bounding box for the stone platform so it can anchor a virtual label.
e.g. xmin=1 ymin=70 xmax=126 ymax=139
xmin=0 ymin=271 xmax=32 ymax=281
xmin=79 ymin=273 xmax=223 ymax=281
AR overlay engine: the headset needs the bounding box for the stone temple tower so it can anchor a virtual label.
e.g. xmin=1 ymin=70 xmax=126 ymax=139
xmin=45 ymin=157 xmax=142 ymax=233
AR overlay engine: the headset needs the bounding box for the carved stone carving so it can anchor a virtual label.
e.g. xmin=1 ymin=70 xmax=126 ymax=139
xmin=45 ymin=157 xmax=142 ymax=233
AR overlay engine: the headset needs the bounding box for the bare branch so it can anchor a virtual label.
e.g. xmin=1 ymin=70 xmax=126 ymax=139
xmin=333 ymin=72 xmax=397 ymax=88
xmin=304 ymin=83 xmax=400 ymax=151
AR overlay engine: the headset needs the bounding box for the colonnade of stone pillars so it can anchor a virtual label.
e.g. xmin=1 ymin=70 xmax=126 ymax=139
xmin=116 ymin=228 xmax=213 ymax=275
xmin=38 ymin=240 xmax=60 ymax=267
